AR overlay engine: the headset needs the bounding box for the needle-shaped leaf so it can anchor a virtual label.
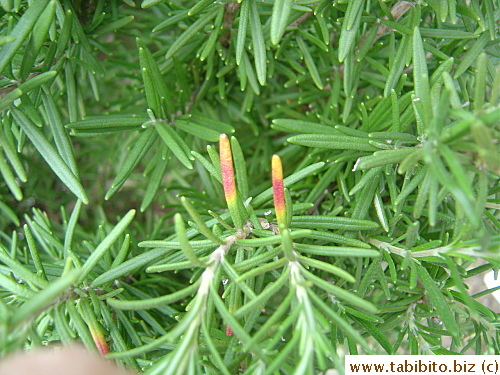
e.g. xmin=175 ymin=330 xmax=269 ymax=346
xmin=155 ymin=122 xmax=193 ymax=169
xmin=0 ymin=89 xmax=22 ymax=111
xmin=308 ymin=291 xmax=373 ymax=353
xmin=0 ymin=244 xmax=49 ymax=288
xmin=236 ymin=229 xmax=311 ymax=247
xmin=140 ymin=153 xmax=169 ymax=212
xmin=188 ymin=0 xmax=215 ymax=16
xmin=108 ymin=280 xmax=201 ymax=311
xmin=394 ymin=166 xmax=427 ymax=206
xmin=67 ymin=115 xmax=149 ymax=135
xmin=278 ymin=225 xmax=296 ymax=261
xmin=374 ymin=192 xmax=390 ymax=232
xmin=233 ymin=270 xmax=289 ymax=319
xmin=16 ymin=70 xmax=57 ymax=94
xmin=454 ymin=33 xmax=489 ymax=79
xmin=296 ymin=35 xmax=323 ymax=89
xmin=210 ymin=283 xmax=265 ymax=358
xmin=24 ymin=225 xmax=47 ymax=280
xmin=349 ymin=166 xmax=383 ymax=196
xmin=92 ymin=248 xmax=173 ymax=287
xmin=298 ymin=255 xmax=355 ymax=283
xmin=191 ymin=150 xmax=222 ymax=184
xmin=236 ymin=0 xmax=250 ymax=65
xmin=425 ymin=147 xmax=477 ymax=225
xmin=0 ymin=0 xmax=51 ymax=73
xmin=152 ymin=10 xmax=190 ymax=32
xmin=180 ymin=197 xmax=225 ymax=245
xmin=11 ymin=109 xmax=88 ymax=204
xmin=295 ymin=244 xmax=379 ymax=257
xmin=190 ymin=115 xmax=235 ymax=135
xmin=93 ymin=15 xmax=134 ymax=36
xmin=301 ymin=267 xmax=377 ymax=313
xmin=66 ymin=301 xmax=96 ymax=352
xmin=165 ymin=8 xmax=218 ymax=60
xmin=308 ymin=230 xmax=371 ymax=248
xmin=412 ymin=27 xmax=431 ymax=126
xmin=299 ymin=29 xmax=329 ymax=53
xmin=419 ymin=28 xmax=478 ymax=40
xmin=270 ymin=0 xmax=293 ymax=45
xmin=174 ymin=119 xmax=220 ymax=142
xmin=11 ymin=269 xmax=81 ymax=326
xmin=289 ymin=134 xmax=378 ymax=151
xmin=338 ymin=0 xmax=364 ymax=62
xmin=351 ymin=316 xmax=393 ymax=354
xmin=199 ymin=6 xmax=224 ymax=61
xmin=415 ymin=262 xmax=459 ymax=340
xmin=42 ymin=90 xmax=79 ymax=177
xmin=0 ymin=200 xmax=19 ymax=226
xmin=356 ymin=148 xmax=420 ymax=170
xmin=248 ymin=0 xmax=266 ymax=86
xmin=105 ymin=127 xmax=157 ymax=200
xmin=473 ymin=52 xmax=487 ymax=111
xmin=174 ymin=213 xmax=207 ymax=267
xmin=78 ymin=210 xmax=136 ymax=284
xmin=438 ymin=144 xmax=474 ymax=201
xmin=0 ymin=150 xmax=22 ymax=200
xmin=55 ymin=10 xmax=73 ymax=57
xmin=0 ymin=271 xmax=35 ymax=299
xmin=384 ymin=34 xmax=410 ymax=96
xmin=230 ymin=136 xmax=249 ymax=200
xmin=272 ymin=119 xmax=337 ymax=134
xmin=138 ymin=38 xmax=173 ymax=117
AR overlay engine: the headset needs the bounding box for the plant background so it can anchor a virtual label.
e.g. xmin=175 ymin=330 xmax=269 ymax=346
xmin=0 ymin=1 xmax=499 ymax=374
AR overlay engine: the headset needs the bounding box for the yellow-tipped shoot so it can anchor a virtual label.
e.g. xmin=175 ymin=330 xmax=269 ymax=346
xmin=272 ymin=155 xmax=286 ymax=227
xmin=219 ymin=134 xmax=242 ymax=229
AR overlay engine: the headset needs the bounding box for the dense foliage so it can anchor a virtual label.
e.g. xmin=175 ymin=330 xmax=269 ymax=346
xmin=0 ymin=1 xmax=499 ymax=374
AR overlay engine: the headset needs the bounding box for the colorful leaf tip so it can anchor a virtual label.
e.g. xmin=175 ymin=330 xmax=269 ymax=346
xmin=272 ymin=155 xmax=286 ymax=226
xmin=220 ymin=134 xmax=236 ymax=204
xmin=89 ymin=325 xmax=110 ymax=356
xmin=219 ymin=133 xmax=242 ymax=229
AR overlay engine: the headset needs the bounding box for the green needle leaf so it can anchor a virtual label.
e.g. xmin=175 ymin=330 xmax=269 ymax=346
xmin=108 ymin=280 xmax=201 ymax=310
xmin=236 ymin=229 xmax=311 ymax=247
xmin=298 ymin=255 xmax=355 ymax=283
xmin=165 ymin=8 xmax=218 ymax=60
xmin=175 ymin=213 xmax=208 ymax=267
xmin=296 ymin=35 xmax=324 ymax=89
xmin=78 ymin=210 xmax=136 ymax=284
xmin=180 ymin=197 xmax=225 ymax=245
xmin=12 ymin=269 xmax=81 ymax=326
xmin=415 ymin=262 xmax=460 ymax=340
xmin=412 ymin=27 xmax=431 ymax=126
xmin=338 ymin=0 xmax=364 ymax=62
xmin=289 ymin=134 xmax=378 ymax=151
xmin=155 ymin=122 xmax=194 ymax=169
xmin=270 ymin=0 xmax=293 ymax=45
xmin=11 ymin=109 xmax=88 ymax=204
xmin=301 ymin=267 xmax=377 ymax=313
xmin=294 ymin=244 xmax=379 ymax=257
xmin=291 ymin=215 xmax=379 ymax=231
xmin=0 ymin=0 xmax=51 ymax=73
xmin=248 ymin=0 xmax=266 ymax=86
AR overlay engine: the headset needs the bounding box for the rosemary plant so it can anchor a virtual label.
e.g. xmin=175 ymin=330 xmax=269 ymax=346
xmin=0 ymin=1 xmax=499 ymax=374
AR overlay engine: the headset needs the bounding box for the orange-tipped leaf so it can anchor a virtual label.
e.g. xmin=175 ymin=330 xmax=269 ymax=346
xmin=272 ymin=155 xmax=286 ymax=226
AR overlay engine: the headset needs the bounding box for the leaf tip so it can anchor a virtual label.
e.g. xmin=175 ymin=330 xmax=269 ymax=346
xmin=272 ymin=155 xmax=286 ymax=226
